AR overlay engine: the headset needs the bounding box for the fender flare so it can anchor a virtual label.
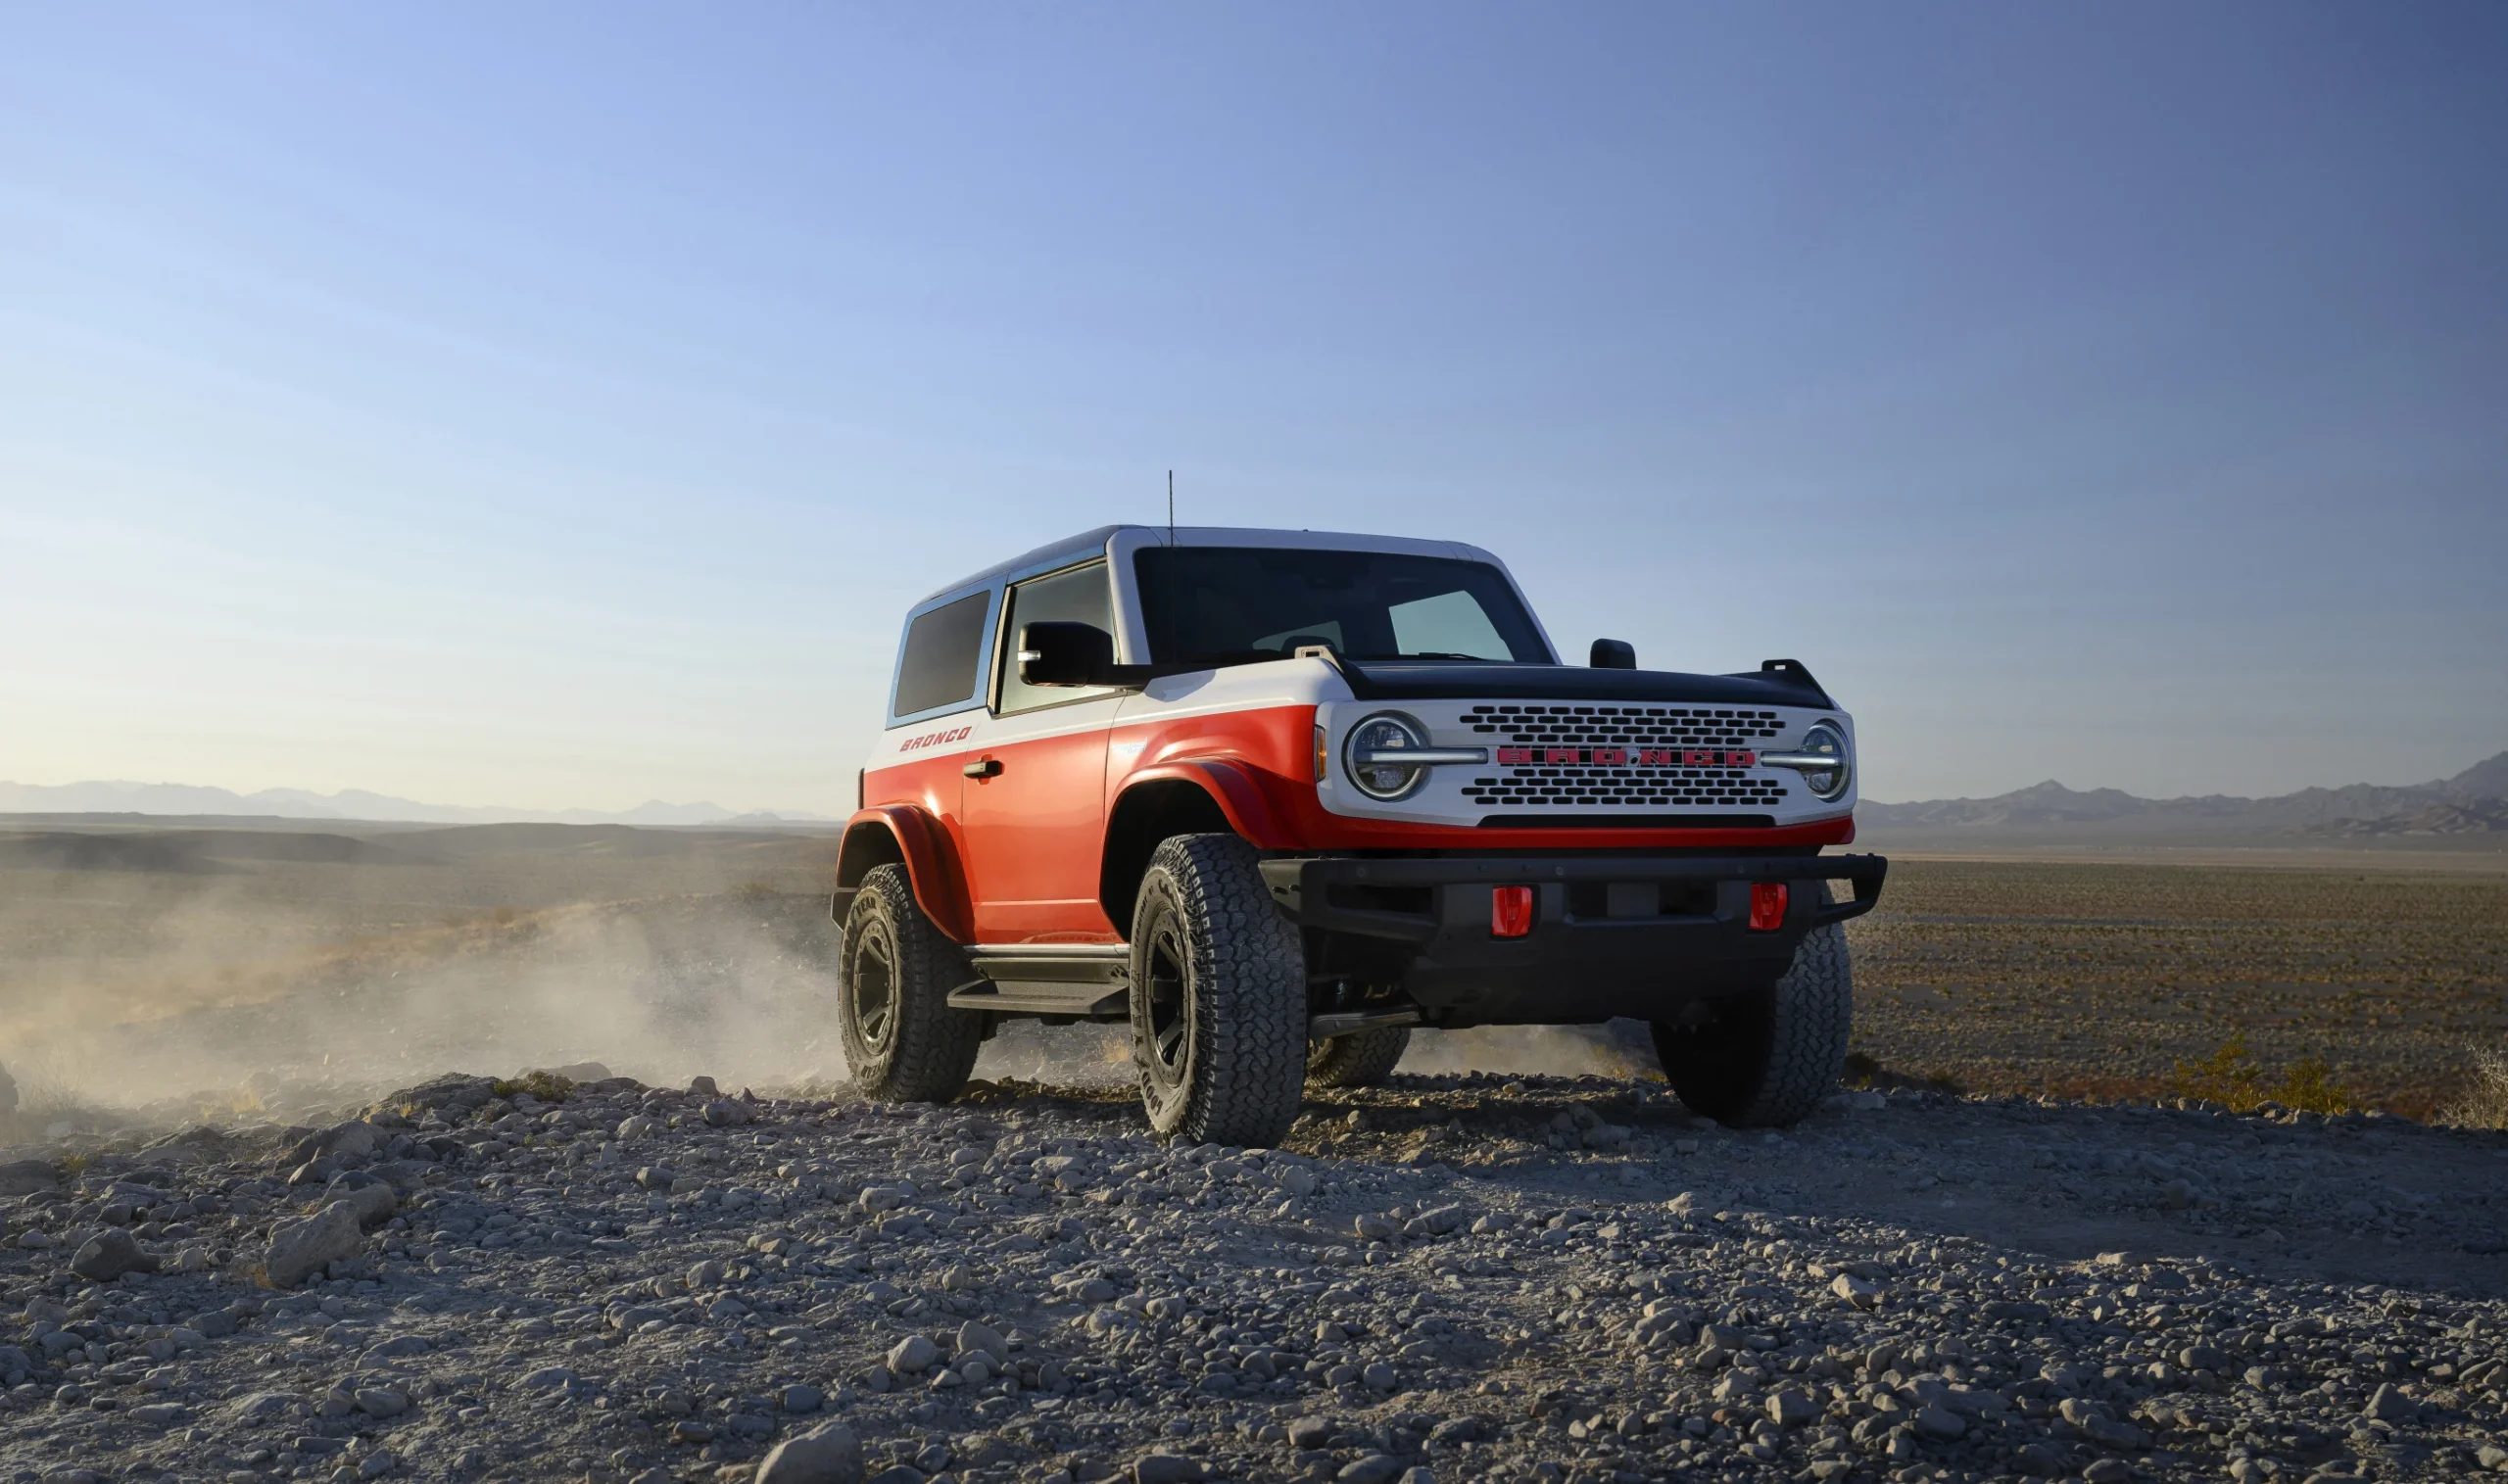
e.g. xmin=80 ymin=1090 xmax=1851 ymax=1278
xmin=1099 ymin=759 xmax=1301 ymax=932
xmin=1115 ymin=759 xmax=1293 ymax=849
xmin=834 ymin=805 xmax=975 ymax=944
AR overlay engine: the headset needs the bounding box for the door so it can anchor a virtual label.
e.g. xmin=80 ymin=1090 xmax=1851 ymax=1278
xmin=959 ymin=559 xmax=1123 ymax=944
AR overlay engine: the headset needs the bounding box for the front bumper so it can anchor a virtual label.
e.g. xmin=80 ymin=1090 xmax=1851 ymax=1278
xmin=1259 ymin=852 xmax=1887 ymax=1027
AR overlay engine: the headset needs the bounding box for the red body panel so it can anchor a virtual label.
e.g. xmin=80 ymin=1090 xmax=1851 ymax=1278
xmin=960 ymin=714 xmax=1119 ymax=943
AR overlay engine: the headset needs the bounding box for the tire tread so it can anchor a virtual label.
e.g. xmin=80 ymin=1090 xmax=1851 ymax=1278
xmin=842 ymin=864 xmax=983 ymax=1103
xmin=1306 ymin=1027 xmax=1411 ymax=1088
xmin=1133 ymin=834 xmax=1308 ymax=1146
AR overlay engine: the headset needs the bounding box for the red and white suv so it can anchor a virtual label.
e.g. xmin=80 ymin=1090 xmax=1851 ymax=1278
xmin=834 ymin=525 xmax=1886 ymax=1145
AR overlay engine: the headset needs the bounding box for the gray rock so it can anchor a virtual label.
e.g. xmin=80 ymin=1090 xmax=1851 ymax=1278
xmin=1912 ymin=1405 xmax=1965 ymax=1440
xmin=355 ymin=1388 xmax=409 ymax=1418
xmin=1361 ymin=1361 xmax=1398 ymax=1391
xmin=0 ymin=1159 xmax=56 ymax=1197
xmin=1830 ymin=1272 xmax=1882 ymax=1307
xmin=233 ymin=1391 xmax=303 ymax=1420
xmin=887 ymin=1334 xmax=939 ymax=1374
xmin=2363 ymin=1381 xmax=2416 ymax=1422
xmin=1336 ymin=1457 xmax=1406 ymax=1484
xmin=289 ymin=1121 xmax=380 ymax=1168
xmin=264 ymin=1202 xmax=362 ymax=1288
xmin=957 ymin=1318 xmax=1007 ymax=1364
xmin=1133 ymin=1458 xmax=1204 ymax=1484
xmin=2082 ymin=1414 xmax=2144 ymax=1449
xmin=70 ymin=1227 xmax=160 ymax=1282
xmin=2179 ymin=1344 xmax=2232 ymax=1372
xmin=754 ymin=1421 xmax=863 ymax=1484
xmin=702 ymin=1098 xmax=752 ymax=1127
xmin=323 ymin=1173 xmax=398 ymax=1228
xmin=780 ymin=1383 xmax=823 ymax=1412
xmin=689 ymin=1076 xmax=720 ymax=1097
xmin=1766 ymin=1389 xmax=1816 ymax=1426
xmin=1287 ymin=1415 xmax=1332 ymax=1449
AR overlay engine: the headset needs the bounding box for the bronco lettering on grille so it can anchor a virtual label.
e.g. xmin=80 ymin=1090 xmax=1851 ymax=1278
xmin=1497 ymin=747 xmax=1757 ymax=768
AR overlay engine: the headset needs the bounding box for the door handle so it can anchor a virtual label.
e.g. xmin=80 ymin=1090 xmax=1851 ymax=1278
xmin=962 ymin=758 xmax=1002 ymax=780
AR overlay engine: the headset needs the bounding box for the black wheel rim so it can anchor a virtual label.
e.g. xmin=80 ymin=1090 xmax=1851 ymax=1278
xmin=852 ymin=922 xmax=898 ymax=1053
xmin=1144 ymin=915 xmax=1191 ymax=1086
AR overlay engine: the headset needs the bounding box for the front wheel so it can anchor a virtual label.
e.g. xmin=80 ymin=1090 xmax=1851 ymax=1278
xmin=1652 ymin=913 xmax=1852 ymax=1127
xmin=1129 ymin=834 xmax=1308 ymax=1146
xmin=839 ymin=865 xmax=983 ymax=1103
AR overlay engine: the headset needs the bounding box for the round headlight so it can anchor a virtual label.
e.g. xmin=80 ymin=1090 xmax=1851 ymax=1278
xmin=1343 ymin=712 xmax=1430 ymax=801
xmin=1796 ymin=721 xmax=1852 ymax=801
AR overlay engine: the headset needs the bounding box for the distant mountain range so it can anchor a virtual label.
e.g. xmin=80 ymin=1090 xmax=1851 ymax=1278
xmin=7 ymin=751 xmax=2504 ymax=839
xmin=1862 ymin=751 xmax=2508 ymax=838
xmin=0 ymin=780 xmax=838 ymax=828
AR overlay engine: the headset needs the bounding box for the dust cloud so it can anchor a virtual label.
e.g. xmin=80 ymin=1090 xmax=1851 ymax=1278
xmin=0 ymin=873 xmax=1647 ymax=1135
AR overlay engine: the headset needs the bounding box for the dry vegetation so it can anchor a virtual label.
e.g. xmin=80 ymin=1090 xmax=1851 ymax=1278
xmin=2442 ymin=1044 xmax=2508 ymax=1128
xmin=1843 ymin=858 xmax=2508 ymax=1121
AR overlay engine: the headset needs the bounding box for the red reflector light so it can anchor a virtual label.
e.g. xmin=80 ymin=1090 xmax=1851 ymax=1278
xmin=1748 ymin=882 xmax=1789 ymax=932
xmin=1491 ymin=886 xmax=1534 ymax=938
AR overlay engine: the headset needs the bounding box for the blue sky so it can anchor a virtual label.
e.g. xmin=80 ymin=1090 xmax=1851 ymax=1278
xmin=3 ymin=4 xmax=2502 ymax=813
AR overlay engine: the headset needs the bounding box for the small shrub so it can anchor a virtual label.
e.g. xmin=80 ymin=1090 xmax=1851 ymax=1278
xmin=491 ymin=1071 xmax=574 ymax=1103
xmin=2271 ymin=1056 xmax=2352 ymax=1116
xmin=1843 ymin=1050 xmax=1882 ymax=1086
xmin=2171 ymin=1035 xmax=2351 ymax=1114
xmin=2439 ymin=1045 xmax=2508 ymax=1129
xmin=2170 ymin=1036 xmax=2266 ymax=1110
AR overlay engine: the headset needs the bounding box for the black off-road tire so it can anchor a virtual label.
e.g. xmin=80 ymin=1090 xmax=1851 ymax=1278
xmin=1652 ymin=907 xmax=1852 ymax=1127
xmin=1129 ymin=834 xmax=1308 ymax=1146
xmin=1306 ymin=1027 xmax=1411 ymax=1088
xmin=839 ymin=864 xmax=983 ymax=1104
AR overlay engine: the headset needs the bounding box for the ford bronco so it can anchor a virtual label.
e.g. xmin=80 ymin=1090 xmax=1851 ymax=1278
xmin=833 ymin=526 xmax=1886 ymax=1146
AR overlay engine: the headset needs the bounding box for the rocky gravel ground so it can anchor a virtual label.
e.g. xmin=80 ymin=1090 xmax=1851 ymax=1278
xmin=1 ymin=1071 xmax=2504 ymax=1484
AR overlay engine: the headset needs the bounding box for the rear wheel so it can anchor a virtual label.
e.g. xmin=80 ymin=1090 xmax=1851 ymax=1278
xmin=1129 ymin=834 xmax=1308 ymax=1146
xmin=1652 ymin=910 xmax=1851 ymax=1127
xmin=839 ymin=865 xmax=983 ymax=1103
xmin=1305 ymin=1027 xmax=1410 ymax=1088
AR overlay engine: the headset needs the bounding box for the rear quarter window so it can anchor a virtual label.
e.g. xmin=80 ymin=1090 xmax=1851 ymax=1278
xmin=891 ymin=590 xmax=993 ymax=720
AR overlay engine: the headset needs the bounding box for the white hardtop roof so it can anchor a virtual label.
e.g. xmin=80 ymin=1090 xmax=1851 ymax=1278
xmin=914 ymin=524 xmax=1509 ymax=608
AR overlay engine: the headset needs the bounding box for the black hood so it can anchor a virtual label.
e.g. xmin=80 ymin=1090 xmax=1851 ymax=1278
xmin=1338 ymin=658 xmax=1835 ymax=710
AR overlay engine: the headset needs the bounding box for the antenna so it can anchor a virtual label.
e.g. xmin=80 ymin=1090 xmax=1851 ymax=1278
xmin=1167 ymin=470 xmax=1175 ymax=547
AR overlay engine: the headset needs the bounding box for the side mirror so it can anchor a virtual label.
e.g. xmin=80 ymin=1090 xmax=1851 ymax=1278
xmin=1589 ymin=638 xmax=1636 ymax=669
xmin=1018 ymin=621 xmax=1117 ymax=687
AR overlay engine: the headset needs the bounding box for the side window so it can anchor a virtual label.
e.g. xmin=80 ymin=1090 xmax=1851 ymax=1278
xmin=996 ymin=561 xmax=1116 ymax=715
xmin=892 ymin=590 xmax=992 ymax=721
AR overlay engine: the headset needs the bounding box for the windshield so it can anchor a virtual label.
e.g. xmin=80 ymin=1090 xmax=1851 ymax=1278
xmin=1133 ymin=547 xmax=1551 ymax=668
